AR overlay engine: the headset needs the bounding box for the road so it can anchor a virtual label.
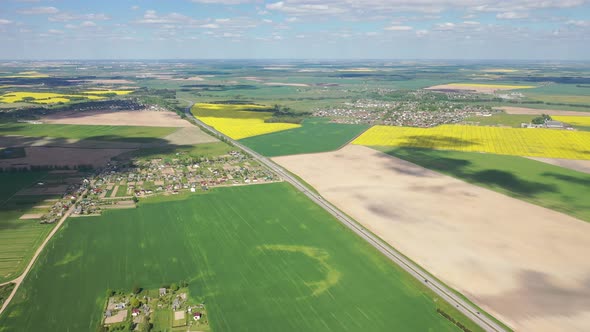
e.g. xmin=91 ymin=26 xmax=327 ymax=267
xmin=184 ymin=103 xmax=508 ymax=332
xmin=0 ymin=188 xmax=89 ymax=316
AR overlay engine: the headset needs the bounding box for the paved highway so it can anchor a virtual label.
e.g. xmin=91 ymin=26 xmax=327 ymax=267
xmin=184 ymin=102 xmax=508 ymax=332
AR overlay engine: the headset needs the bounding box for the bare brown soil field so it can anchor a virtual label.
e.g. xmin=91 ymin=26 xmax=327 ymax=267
xmin=273 ymin=145 xmax=590 ymax=332
xmin=528 ymin=157 xmax=590 ymax=174
xmin=263 ymin=82 xmax=310 ymax=87
xmin=500 ymin=106 xmax=590 ymax=116
xmin=426 ymin=84 xmax=528 ymax=94
xmin=0 ymin=146 xmax=130 ymax=169
xmin=43 ymin=110 xmax=192 ymax=127
xmin=19 ymin=213 xmax=43 ymax=220
xmin=162 ymin=126 xmax=218 ymax=145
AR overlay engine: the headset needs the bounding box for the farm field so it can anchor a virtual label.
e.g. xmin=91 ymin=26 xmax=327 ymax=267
xmin=464 ymin=113 xmax=537 ymax=127
xmin=379 ymin=147 xmax=590 ymax=222
xmin=0 ymin=92 xmax=104 ymax=104
xmin=0 ymin=123 xmax=177 ymax=142
xmin=43 ymin=110 xmax=193 ymax=128
xmin=552 ymin=116 xmax=590 ymax=126
xmin=353 ymin=124 xmax=590 ymax=160
xmin=240 ymin=118 xmax=369 ymax=156
xmin=191 ymin=103 xmax=301 ymax=139
xmin=81 ymin=90 xmax=133 ymax=95
xmin=0 ymin=172 xmax=55 ymax=282
xmin=0 ymin=183 xmax=477 ymax=332
xmin=500 ymin=106 xmax=590 ymax=116
xmin=273 ymin=144 xmax=590 ymax=332
xmin=426 ymin=83 xmax=536 ymax=93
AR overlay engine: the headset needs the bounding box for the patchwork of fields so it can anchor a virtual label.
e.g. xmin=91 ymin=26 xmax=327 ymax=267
xmin=191 ymin=103 xmax=301 ymax=139
xmin=0 ymin=172 xmax=55 ymax=282
xmin=353 ymin=125 xmax=590 ymax=160
xmin=240 ymin=118 xmax=369 ymax=156
xmin=0 ymin=183 xmax=477 ymax=332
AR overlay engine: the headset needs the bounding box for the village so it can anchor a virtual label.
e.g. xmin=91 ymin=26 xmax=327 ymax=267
xmin=101 ymin=284 xmax=209 ymax=332
xmin=313 ymin=97 xmax=494 ymax=127
xmin=35 ymin=149 xmax=280 ymax=221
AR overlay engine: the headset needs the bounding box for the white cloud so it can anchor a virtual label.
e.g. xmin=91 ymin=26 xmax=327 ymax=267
xmin=200 ymin=23 xmax=219 ymax=28
xmin=80 ymin=21 xmax=97 ymax=27
xmin=18 ymin=6 xmax=59 ymax=15
xmin=384 ymin=25 xmax=413 ymax=31
xmin=49 ymin=12 xmax=110 ymax=22
xmin=47 ymin=28 xmax=63 ymax=34
xmin=0 ymin=19 xmax=13 ymax=25
xmin=191 ymin=0 xmax=254 ymax=3
xmin=566 ymin=20 xmax=590 ymax=27
xmin=496 ymin=11 xmax=529 ymax=19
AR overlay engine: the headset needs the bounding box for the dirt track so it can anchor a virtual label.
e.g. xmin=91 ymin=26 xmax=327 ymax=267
xmin=273 ymin=145 xmax=590 ymax=332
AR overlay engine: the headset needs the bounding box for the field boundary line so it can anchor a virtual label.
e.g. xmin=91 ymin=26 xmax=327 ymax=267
xmin=182 ymin=101 xmax=509 ymax=332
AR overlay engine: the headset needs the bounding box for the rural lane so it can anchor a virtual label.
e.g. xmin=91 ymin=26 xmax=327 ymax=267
xmin=0 ymin=188 xmax=89 ymax=317
xmin=184 ymin=102 xmax=508 ymax=332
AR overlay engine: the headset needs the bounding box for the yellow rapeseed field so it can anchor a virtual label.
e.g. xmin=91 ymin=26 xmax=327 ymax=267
xmin=552 ymin=116 xmax=590 ymax=127
xmin=4 ymin=71 xmax=49 ymax=78
xmin=448 ymin=83 xmax=535 ymax=90
xmin=82 ymin=90 xmax=134 ymax=95
xmin=353 ymin=125 xmax=590 ymax=160
xmin=192 ymin=103 xmax=301 ymax=139
xmin=0 ymin=92 xmax=104 ymax=104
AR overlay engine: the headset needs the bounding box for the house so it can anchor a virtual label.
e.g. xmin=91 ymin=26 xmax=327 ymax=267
xmin=193 ymin=312 xmax=202 ymax=321
xmin=132 ymin=308 xmax=140 ymax=317
xmin=114 ymin=303 xmax=126 ymax=310
xmin=159 ymin=288 xmax=167 ymax=296
xmin=546 ymin=120 xmax=564 ymax=129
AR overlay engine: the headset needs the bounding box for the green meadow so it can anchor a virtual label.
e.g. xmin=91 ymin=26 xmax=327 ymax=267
xmin=240 ymin=118 xmax=369 ymax=156
xmin=379 ymin=147 xmax=590 ymax=222
xmin=0 ymin=183 xmax=480 ymax=332
xmin=0 ymin=123 xmax=177 ymax=142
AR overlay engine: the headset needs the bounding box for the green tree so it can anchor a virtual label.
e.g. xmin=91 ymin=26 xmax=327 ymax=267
xmin=130 ymin=297 xmax=140 ymax=309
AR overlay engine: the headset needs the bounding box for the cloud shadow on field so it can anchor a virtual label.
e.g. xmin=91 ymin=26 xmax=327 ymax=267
xmin=479 ymin=269 xmax=590 ymax=320
xmin=542 ymin=172 xmax=590 ymax=186
xmin=382 ymin=147 xmax=558 ymax=198
xmin=399 ymin=135 xmax=480 ymax=149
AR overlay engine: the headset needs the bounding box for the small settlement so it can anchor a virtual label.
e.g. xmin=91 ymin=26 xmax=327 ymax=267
xmin=102 ymin=285 xmax=209 ymax=331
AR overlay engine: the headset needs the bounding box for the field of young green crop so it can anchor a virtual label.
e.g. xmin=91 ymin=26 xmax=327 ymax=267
xmin=240 ymin=118 xmax=369 ymax=156
xmin=0 ymin=123 xmax=177 ymax=142
xmin=379 ymin=147 xmax=590 ymax=222
xmin=464 ymin=113 xmax=539 ymax=127
xmin=0 ymin=172 xmax=55 ymax=282
xmin=0 ymin=183 xmax=481 ymax=332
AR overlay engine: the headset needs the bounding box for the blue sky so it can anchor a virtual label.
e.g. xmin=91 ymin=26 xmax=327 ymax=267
xmin=0 ymin=0 xmax=589 ymax=60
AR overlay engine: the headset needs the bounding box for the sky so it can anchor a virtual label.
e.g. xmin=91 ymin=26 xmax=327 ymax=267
xmin=0 ymin=0 xmax=589 ymax=60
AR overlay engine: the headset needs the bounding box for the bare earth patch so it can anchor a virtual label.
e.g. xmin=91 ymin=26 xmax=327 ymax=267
xmin=426 ymin=84 xmax=529 ymax=94
xmin=43 ymin=110 xmax=192 ymax=127
xmin=500 ymin=106 xmax=590 ymax=116
xmin=104 ymin=310 xmax=127 ymax=324
xmin=19 ymin=213 xmax=43 ymax=220
xmin=162 ymin=126 xmax=218 ymax=145
xmin=527 ymin=157 xmax=590 ymax=174
xmin=263 ymin=82 xmax=310 ymax=87
xmin=273 ymin=145 xmax=590 ymax=332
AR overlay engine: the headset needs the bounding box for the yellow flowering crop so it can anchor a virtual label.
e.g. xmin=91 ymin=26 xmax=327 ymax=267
xmin=192 ymin=103 xmax=301 ymax=139
xmin=552 ymin=116 xmax=590 ymax=127
xmin=0 ymin=92 xmax=105 ymax=104
xmin=353 ymin=125 xmax=590 ymax=160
